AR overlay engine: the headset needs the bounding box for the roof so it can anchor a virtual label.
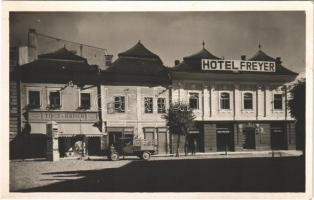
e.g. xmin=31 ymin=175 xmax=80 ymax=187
xmin=118 ymin=41 xmax=161 ymax=60
xmin=173 ymin=47 xmax=221 ymax=72
xmin=248 ymin=50 xmax=298 ymax=75
xmin=183 ymin=48 xmax=221 ymax=60
xmin=104 ymin=41 xmax=170 ymax=84
xmin=19 ymin=47 xmax=97 ymax=83
xmin=38 ymin=47 xmax=87 ymax=61
xmin=172 ymin=47 xmax=298 ymax=76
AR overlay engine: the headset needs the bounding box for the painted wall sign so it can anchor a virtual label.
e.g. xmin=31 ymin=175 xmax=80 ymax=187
xmin=202 ymin=59 xmax=276 ymax=72
xmin=28 ymin=111 xmax=98 ymax=122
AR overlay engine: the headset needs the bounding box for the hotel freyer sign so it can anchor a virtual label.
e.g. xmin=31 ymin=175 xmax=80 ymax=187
xmin=201 ymin=59 xmax=276 ymax=72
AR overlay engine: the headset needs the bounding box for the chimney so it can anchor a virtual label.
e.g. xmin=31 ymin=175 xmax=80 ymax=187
xmin=174 ymin=60 xmax=180 ymax=65
xmin=104 ymin=54 xmax=113 ymax=67
xmin=241 ymin=55 xmax=246 ymax=60
xmin=28 ymin=28 xmax=38 ymax=62
xmin=276 ymin=57 xmax=282 ymax=65
xmin=18 ymin=46 xmax=29 ymax=65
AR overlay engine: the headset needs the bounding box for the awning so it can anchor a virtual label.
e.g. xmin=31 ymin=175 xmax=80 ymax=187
xmin=58 ymin=123 xmax=103 ymax=137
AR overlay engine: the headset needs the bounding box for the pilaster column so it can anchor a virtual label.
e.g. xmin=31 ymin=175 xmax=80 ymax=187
xmin=257 ymin=84 xmax=263 ymax=120
xmin=203 ymin=82 xmax=209 ymax=120
xmin=233 ymin=84 xmax=240 ymax=120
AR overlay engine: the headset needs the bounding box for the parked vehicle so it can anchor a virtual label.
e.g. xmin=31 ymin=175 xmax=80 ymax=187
xmin=106 ymin=137 xmax=157 ymax=161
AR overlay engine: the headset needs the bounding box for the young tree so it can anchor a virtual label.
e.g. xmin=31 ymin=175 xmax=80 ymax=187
xmin=288 ymin=79 xmax=305 ymax=152
xmin=163 ymin=102 xmax=195 ymax=157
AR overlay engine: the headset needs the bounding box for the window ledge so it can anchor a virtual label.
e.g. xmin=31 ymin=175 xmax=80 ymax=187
xmin=273 ymin=110 xmax=284 ymax=113
xmin=219 ymin=109 xmax=232 ymax=113
xmin=242 ymin=109 xmax=254 ymax=113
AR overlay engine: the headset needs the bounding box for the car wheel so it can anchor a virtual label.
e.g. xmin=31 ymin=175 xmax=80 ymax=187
xmin=110 ymin=152 xmax=119 ymax=161
xmin=142 ymin=152 xmax=151 ymax=160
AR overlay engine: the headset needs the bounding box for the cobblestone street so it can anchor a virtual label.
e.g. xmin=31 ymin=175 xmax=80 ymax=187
xmin=10 ymin=152 xmax=304 ymax=192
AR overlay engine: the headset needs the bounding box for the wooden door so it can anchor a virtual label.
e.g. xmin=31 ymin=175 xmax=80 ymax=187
xmin=158 ymin=132 xmax=167 ymax=154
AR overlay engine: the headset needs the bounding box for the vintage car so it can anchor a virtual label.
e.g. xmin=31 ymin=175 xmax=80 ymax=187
xmin=106 ymin=137 xmax=157 ymax=161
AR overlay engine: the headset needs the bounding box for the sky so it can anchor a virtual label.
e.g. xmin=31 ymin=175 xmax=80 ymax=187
xmin=10 ymin=11 xmax=305 ymax=73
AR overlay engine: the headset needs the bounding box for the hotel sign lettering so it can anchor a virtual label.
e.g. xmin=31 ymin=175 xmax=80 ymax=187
xmin=201 ymin=59 xmax=276 ymax=72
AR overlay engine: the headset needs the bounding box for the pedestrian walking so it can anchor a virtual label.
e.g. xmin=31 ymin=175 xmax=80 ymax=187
xmin=192 ymin=139 xmax=197 ymax=155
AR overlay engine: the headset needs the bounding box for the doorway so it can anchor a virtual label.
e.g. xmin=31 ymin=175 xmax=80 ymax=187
xmin=271 ymin=123 xmax=287 ymax=150
xmin=243 ymin=127 xmax=256 ymax=149
xmin=216 ymin=123 xmax=234 ymax=152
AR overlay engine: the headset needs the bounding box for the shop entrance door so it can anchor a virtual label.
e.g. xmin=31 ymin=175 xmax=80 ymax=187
xmin=243 ymin=127 xmax=256 ymax=149
xmin=157 ymin=132 xmax=167 ymax=154
xmin=271 ymin=124 xmax=287 ymax=150
xmin=216 ymin=124 xmax=234 ymax=152
xmin=108 ymin=132 xmax=122 ymax=146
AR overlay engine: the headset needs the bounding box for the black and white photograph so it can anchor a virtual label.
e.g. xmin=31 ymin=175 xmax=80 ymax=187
xmin=2 ymin=1 xmax=313 ymax=198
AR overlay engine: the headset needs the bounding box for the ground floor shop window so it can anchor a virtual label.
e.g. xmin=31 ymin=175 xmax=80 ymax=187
xmin=108 ymin=132 xmax=122 ymax=146
xmin=144 ymin=127 xmax=155 ymax=145
xmin=87 ymin=137 xmax=101 ymax=155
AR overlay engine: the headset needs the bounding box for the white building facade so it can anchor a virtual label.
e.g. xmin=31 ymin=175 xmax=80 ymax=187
xmin=170 ymin=46 xmax=298 ymax=152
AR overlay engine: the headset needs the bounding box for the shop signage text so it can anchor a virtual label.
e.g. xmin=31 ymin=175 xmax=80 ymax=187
xmin=202 ymin=59 xmax=276 ymax=72
xmin=28 ymin=111 xmax=99 ymax=122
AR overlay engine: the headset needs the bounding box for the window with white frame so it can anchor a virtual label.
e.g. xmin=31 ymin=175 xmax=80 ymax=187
xmin=144 ymin=97 xmax=153 ymax=113
xmin=273 ymin=94 xmax=283 ymax=110
xmin=189 ymin=93 xmax=199 ymax=110
xmin=220 ymin=92 xmax=230 ymax=110
xmin=243 ymin=92 xmax=253 ymax=110
xmin=28 ymin=91 xmax=40 ymax=109
xmin=157 ymin=98 xmax=166 ymax=113
xmin=113 ymin=96 xmax=125 ymax=113
xmin=49 ymin=91 xmax=61 ymax=109
xmin=80 ymin=93 xmax=91 ymax=109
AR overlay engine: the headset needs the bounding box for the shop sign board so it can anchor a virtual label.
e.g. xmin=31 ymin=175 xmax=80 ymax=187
xmin=202 ymin=59 xmax=276 ymax=72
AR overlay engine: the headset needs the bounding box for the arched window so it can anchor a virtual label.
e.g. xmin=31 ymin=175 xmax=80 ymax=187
xmin=220 ymin=92 xmax=230 ymax=110
xmin=243 ymin=93 xmax=253 ymax=110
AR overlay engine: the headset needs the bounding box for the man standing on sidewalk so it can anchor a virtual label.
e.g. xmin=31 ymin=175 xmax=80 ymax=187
xmin=192 ymin=139 xmax=197 ymax=155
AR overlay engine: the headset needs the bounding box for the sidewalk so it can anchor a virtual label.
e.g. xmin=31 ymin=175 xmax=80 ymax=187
xmin=150 ymin=150 xmax=303 ymax=160
xmin=12 ymin=150 xmax=303 ymax=162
